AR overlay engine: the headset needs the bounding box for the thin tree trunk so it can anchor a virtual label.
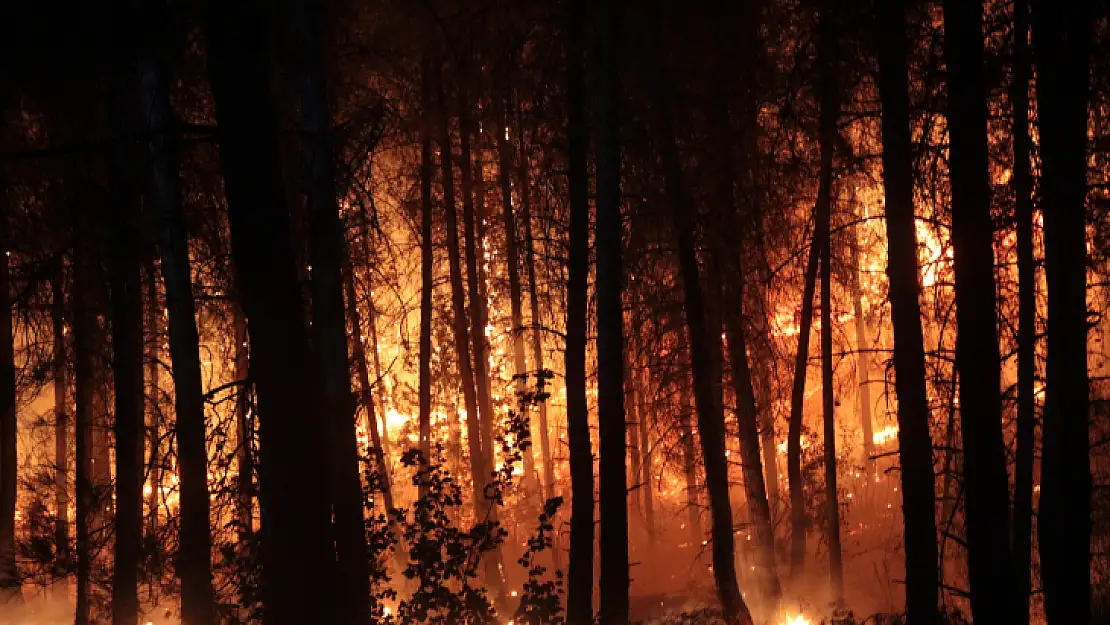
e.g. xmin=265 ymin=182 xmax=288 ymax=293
xmin=1033 ymin=0 xmax=1092 ymax=622
xmin=52 ymin=268 xmax=69 ymax=590
xmin=677 ymin=341 xmax=703 ymax=552
xmin=1010 ymin=1 xmax=1036 ymax=622
xmin=637 ymin=370 xmax=656 ymax=541
xmin=647 ymin=4 xmax=751 ymax=619
xmin=287 ymin=0 xmax=370 ymax=618
xmin=814 ymin=0 xmax=843 ymax=603
xmin=357 ymin=204 xmax=392 ymax=464
xmin=202 ymin=1 xmax=339 ymax=620
xmin=144 ymin=261 xmax=159 ymax=547
xmin=849 ymin=226 xmax=874 ymax=467
xmin=565 ymin=1 xmax=595 ymax=621
xmin=0 ymin=193 xmax=18 ymax=601
xmin=136 ymin=23 xmax=219 ymax=619
xmin=753 ymin=318 xmax=779 ymax=514
xmin=942 ymin=0 xmax=1015 ymax=620
xmin=518 ymin=124 xmax=554 ymax=502
xmin=876 ymin=0 xmax=940 ymax=620
xmin=419 ymin=55 xmax=434 ymax=467
xmin=233 ymin=306 xmax=252 ymax=554
xmin=495 ymin=86 xmax=536 ymax=485
xmin=787 ymin=210 xmax=820 ymax=577
xmin=595 ymin=2 xmax=628 ymax=620
xmin=434 ymin=63 xmax=489 ymax=537
xmin=628 ymin=373 xmax=643 ymax=524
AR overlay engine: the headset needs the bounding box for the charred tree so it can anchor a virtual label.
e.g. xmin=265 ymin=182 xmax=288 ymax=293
xmin=52 ymin=267 xmax=70 ymax=587
xmin=942 ymin=0 xmax=1015 ymax=621
xmin=201 ymin=0 xmax=339 ymax=621
xmin=1010 ymin=1 xmax=1036 ymax=622
xmin=135 ymin=4 xmax=218 ymax=617
xmin=564 ymin=0 xmax=595 ymax=621
xmin=1032 ymin=0 xmax=1092 ymax=622
xmin=876 ymin=0 xmax=940 ymax=620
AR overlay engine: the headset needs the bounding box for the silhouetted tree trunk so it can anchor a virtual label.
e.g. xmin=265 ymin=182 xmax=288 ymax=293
xmin=201 ymin=0 xmax=338 ymax=621
xmin=942 ymin=0 xmax=1014 ymax=620
xmin=1010 ymin=1 xmax=1036 ymax=622
xmin=565 ymin=0 xmax=594 ymax=621
xmin=876 ymin=0 xmax=940 ymax=621
xmin=135 ymin=12 xmax=218 ymax=616
xmin=849 ymin=229 xmax=874 ymax=467
xmin=434 ymin=62 xmax=489 ymax=539
xmin=628 ymin=371 xmax=643 ymax=522
xmin=813 ymin=0 xmax=844 ymax=604
xmin=787 ymin=205 xmax=819 ymax=578
xmin=647 ymin=3 xmax=751 ymax=620
xmin=233 ymin=305 xmax=252 ymax=565
xmin=107 ymin=74 xmax=145 ymax=625
xmin=637 ymin=371 xmax=655 ymax=540
xmin=419 ymin=55 xmax=434 ymax=467
xmin=596 ymin=2 xmax=628 ymax=621
xmin=677 ymin=369 xmax=702 ymax=552
xmin=287 ymin=0 xmax=370 ymax=619
xmin=52 ymin=267 xmax=69 ymax=589
xmin=0 ymin=190 xmax=17 ymax=601
xmin=518 ymin=123 xmax=555 ymax=503
xmin=144 ymin=261 xmax=159 ymax=548
xmin=1033 ymin=0 xmax=1092 ymax=622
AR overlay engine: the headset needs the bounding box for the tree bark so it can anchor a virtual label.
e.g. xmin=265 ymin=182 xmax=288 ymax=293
xmin=1032 ymin=0 xmax=1092 ymax=622
xmin=565 ymin=1 xmax=594 ymax=621
xmin=1009 ymin=2 xmax=1036 ymax=622
xmin=201 ymin=1 xmax=339 ymax=621
xmin=876 ymin=0 xmax=940 ymax=621
xmin=287 ymin=0 xmax=371 ymax=619
xmin=942 ymin=1 xmax=1015 ymax=621
xmin=135 ymin=18 xmax=218 ymax=617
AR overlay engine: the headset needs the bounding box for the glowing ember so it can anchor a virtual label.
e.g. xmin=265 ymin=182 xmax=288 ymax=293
xmin=780 ymin=614 xmax=810 ymax=625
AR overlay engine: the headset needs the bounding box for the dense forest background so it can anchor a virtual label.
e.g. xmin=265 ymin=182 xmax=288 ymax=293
xmin=0 ymin=0 xmax=1108 ymax=623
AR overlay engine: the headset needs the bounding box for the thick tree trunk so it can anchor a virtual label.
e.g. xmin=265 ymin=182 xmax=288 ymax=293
xmin=434 ymin=64 xmax=489 ymax=536
xmin=1033 ymin=1 xmax=1092 ymax=623
xmin=876 ymin=0 xmax=940 ymax=621
xmin=201 ymin=1 xmax=339 ymax=621
xmin=0 ymin=194 xmax=18 ymax=601
xmin=1010 ymin=2 xmax=1036 ymax=622
xmin=287 ymin=0 xmax=371 ymax=619
xmin=942 ymin=1 xmax=1015 ymax=621
xmin=595 ymin=2 xmax=629 ymax=621
xmin=107 ymin=81 xmax=146 ymax=625
xmin=814 ymin=0 xmax=843 ymax=603
xmin=565 ymin=1 xmax=595 ymax=621
xmin=648 ymin=5 xmax=751 ymax=620
xmin=52 ymin=268 xmax=69 ymax=588
xmin=136 ymin=25 xmax=218 ymax=619
xmin=419 ymin=56 xmax=435 ymax=466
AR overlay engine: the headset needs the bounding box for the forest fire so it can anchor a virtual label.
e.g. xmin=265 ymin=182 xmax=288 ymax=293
xmin=1 ymin=0 xmax=1108 ymax=624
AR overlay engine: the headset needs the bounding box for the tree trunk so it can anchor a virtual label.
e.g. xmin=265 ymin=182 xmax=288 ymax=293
xmin=52 ymin=267 xmax=69 ymax=589
xmin=787 ymin=207 xmax=820 ymax=578
xmin=518 ymin=123 xmax=555 ymax=502
xmin=814 ymin=0 xmax=844 ymax=604
xmin=201 ymin=0 xmax=338 ymax=621
xmin=0 ymin=191 xmax=18 ymax=601
xmin=942 ymin=1 xmax=1015 ymax=620
xmin=233 ymin=305 xmax=253 ymax=568
xmin=849 ymin=226 xmax=874 ymax=467
xmin=876 ymin=0 xmax=940 ymax=621
xmin=648 ymin=4 xmax=751 ymax=620
xmin=107 ymin=80 xmax=146 ymax=625
xmin=595 ymin=2 xmax=628 ymax=621
xmin=637 ymin=372 xmax=656 ymax=541
xmin=144 ymin=261 xmax=159 ymax=550
xmin=287 ymin=0 xmax=371 ymax=619
xmin=565 ymin=1 xmax=595 ymax=621
xmin=1033 ymin=0 xmax=1092 ymax=622
xmin=678 ymin=369 xmax=702 ymax=552
xmin=628 ymin=372 xmax=643 ymax=525
xmin=1009 ymin=2 xmax=1036 ymax=622
xmin=434 ymin=63 xmax=489 ymax=537
xmin=419 ymin=55 xmax=435 ymax=467
xmin=136 ymin=24 xmax=218 ymax=619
